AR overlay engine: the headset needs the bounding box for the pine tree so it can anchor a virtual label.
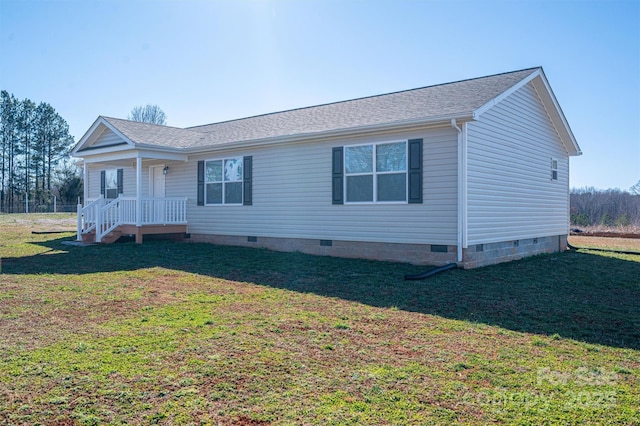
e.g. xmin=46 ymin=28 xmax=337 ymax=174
xmin=0 ymin=91 xmax=75 ymax=212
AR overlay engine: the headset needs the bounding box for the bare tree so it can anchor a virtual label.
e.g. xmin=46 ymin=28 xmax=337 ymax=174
xmin=127 ymin=104 xmax=167 ymax=125
xmin=571 ymin=187 xmax=640 ymax=227
xmin=631 ymin=180 xmax=640 ymax=195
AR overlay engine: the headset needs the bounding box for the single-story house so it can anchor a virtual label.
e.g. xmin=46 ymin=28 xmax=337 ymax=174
xmin=71 ymin=67 xmax=581 ymax=268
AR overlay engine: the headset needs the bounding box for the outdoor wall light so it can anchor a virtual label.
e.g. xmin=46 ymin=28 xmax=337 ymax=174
xmin=163 ymin=165 xmax=169 ymax=175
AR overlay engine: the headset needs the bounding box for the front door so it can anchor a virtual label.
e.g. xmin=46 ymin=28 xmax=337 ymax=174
xmin=149 ymin=165 xmax=166 ymax=223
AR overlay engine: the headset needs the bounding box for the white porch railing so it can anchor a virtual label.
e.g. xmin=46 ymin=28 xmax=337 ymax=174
xmin=77 ymin=196 xmax=187 ymax=242
xmin=77 ymin=196 xmax=104 ymax=238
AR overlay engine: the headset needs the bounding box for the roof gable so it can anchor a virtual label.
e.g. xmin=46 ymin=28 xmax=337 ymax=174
xmin=473 ymin=68 xmax=580 ymax=156
xmin=71 ymin=117 xmax=134 ymax=155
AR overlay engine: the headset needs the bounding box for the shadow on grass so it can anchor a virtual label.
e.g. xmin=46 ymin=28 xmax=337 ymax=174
xmin=3 ymin=235 xmax=640 ymax=350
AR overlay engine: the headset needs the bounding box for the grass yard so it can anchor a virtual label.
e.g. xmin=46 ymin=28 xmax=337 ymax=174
xmin=0 ymin=214 xmax=639 ymax=425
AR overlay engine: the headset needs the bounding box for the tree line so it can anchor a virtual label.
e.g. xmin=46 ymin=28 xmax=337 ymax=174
xmin=571 ymin=184 xmax=640 ymax=228
xmin=0 ymin=91 xmax=80 ymax=212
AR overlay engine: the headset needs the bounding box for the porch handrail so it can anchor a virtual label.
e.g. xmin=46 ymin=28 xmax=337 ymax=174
xmin=96 ymin=197 xmax=122 ymax=243
xmin=108 ymin=197 xmax=187 ymax=225
xmin=141 ymin=197 xmax=188 ymax=225
xmin=76 ymin=196 xmax=104 ymax=241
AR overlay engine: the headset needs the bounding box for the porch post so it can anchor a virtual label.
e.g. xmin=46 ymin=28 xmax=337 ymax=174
xmin=83 ymin=162 xmax=88 ymax=206
xmin=76 ymin=202 xmax=82 ymax=241
xmin=136 ymin=157 xmax=142 ymax=227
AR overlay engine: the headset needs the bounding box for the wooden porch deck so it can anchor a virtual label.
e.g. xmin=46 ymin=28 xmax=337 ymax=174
xmin=82 ymin=224 xmax=188 ymax=244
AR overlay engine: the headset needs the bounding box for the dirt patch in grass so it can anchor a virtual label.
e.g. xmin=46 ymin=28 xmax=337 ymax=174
xmin=0 ymin=212 xmax=76 ymax=229
xmin=569 ymin=235 xmax=640 ymax=252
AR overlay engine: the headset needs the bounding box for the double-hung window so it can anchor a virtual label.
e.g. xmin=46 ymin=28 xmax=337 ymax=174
xmin=104 ymin=169 xmax=118 ymax=199
xmin=344 ymin=141 xmax=407 ymax=203
xmin=205 ymin=157 xmax=243 ymax=204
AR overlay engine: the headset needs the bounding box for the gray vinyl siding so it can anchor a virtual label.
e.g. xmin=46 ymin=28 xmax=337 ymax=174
xmin=466 ymin=81 xmax=570 ymax=245
xmin=166 ymin=128 xmax=458 ymax=245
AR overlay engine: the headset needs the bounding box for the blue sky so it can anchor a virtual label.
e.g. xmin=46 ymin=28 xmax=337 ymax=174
xmin=1 ymin=0 xmax=638 ymax=190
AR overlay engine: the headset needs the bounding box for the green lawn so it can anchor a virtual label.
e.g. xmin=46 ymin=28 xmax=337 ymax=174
xmin=0 ymin=214 xmax=639 ymax=425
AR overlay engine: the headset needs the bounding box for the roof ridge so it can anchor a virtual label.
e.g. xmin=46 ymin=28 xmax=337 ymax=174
xmin=102 ymin=116 xmax=200 ymax=132
xmin=186 ymin=67 xmax=541 ymax=130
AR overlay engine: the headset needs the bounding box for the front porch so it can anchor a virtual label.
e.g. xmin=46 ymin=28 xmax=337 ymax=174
xmin=73 ymin=120 xmax=191 ymax=244
xmin=77 ymin=196 xmax=187 ymax=244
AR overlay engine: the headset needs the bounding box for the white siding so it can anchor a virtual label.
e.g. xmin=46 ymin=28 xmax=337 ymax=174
xmin=91 ymin=128 xmax=123 ymax=148
xmin=85 ymin=164 xmax=138 ymax=199
xmin=466 ymin=82 xmax=570 ymax=245
xmin=166 ymin=128 xmax=458 ymax=245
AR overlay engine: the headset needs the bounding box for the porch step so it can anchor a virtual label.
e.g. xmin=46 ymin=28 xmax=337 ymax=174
xmin=81 ymin=229 xmax=122 ymax=244
xmin=81 ymin=231 xmax=95 ymax=244
xmin=100 ymin=229 xmax=123 ymax=244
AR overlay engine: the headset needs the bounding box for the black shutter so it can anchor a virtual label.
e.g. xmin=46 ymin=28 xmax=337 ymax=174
xmin=100 ymin=170 xmax=106 ymax=196
xmin=332 ymin=147 xmax=344 ymax=205
xmin=408 ymin=139 xmax=423 ymax=204
xmin=197 ymin=160 xmax=204 ymax=206
xmin=243 ymin=156 xmax=252 ymax=206
xmin=117 ymin=169 xmax=124 ymax=194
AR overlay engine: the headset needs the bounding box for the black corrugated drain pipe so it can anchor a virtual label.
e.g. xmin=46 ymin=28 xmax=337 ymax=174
xmin=404 ymin=263 xmax=458 ymax=281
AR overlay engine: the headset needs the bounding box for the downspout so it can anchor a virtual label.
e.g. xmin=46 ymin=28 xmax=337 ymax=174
xmin=452 ymin=119 xmax=465 ymax=263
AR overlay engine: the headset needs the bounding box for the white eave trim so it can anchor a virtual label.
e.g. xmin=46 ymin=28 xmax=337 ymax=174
xmin=71 ymin=116 xmax=136 ymax=156
xmin=73 ymin=143 xmax=132 ymax=157
xmin=79 ymin=148 xmax=188 ymax=164
xmin=472 ymin=68 xmax=581 ymax=157
xmin=531 ymin=74 xmax=582 ymax=156
xmin=473 ymin=68 xmax=541 ymax=120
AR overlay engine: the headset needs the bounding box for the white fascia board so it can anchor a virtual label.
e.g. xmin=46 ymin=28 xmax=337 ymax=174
xmin=183 ymin=113 xmax=474 ymax=155
xmin=530 ymin=74 xmax=582 ymax=156
xmin=473 ymin=68 xmax=582 ymax=157
xmin=72 ymin=143 xmax=132 ymax=158
xmin=99 ymin=117 xmax=137 ymax=147
xmin=473 ymin=68 xmax=542 ymax=120
xmin=80 ymin=149 xmax=187 ymax=164
xmin=71 ymin=116 xmax=105 ymax=155
xmin=135 ymin=149 xmax=188 ymax=161
xmin=71 ymin=116 xmax=136 ymax=156
xmin=133 ymin=142 xmax=186 ymax=153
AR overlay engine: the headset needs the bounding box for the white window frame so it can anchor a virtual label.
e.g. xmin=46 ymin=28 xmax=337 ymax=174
xmin=105 ymin=169 xmax=118 ymax=199
xmin=204 ymin=157 xmax=244 ymax=205
xmin=344 ymin=140 xmax=408 ymax=204
xmin=551 ymin=158 xmax=558 ymax=181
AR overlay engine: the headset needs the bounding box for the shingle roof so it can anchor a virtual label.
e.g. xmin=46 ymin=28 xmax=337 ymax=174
xmin=101 ymin=67 xmax=540 ymax=150
xmin=102 ymin=117 xmax=210 ymax=149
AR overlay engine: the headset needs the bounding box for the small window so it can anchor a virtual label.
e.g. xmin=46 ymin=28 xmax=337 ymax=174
xmin=105 ymin=169 xmax=118 ymax=199
xmin=344 ymin=141 xmax=407 ymax=203
xmin=205 ymin=157 xmax=243 ymax=204
xmin=551 ymin=158 xmax=558 ymax=181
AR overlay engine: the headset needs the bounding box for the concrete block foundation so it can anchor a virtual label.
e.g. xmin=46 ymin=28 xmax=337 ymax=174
xmin=188 ymin=234 xmax=567 ymax=268
xmin=461 ymin=235 xmax=567 ymax=269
